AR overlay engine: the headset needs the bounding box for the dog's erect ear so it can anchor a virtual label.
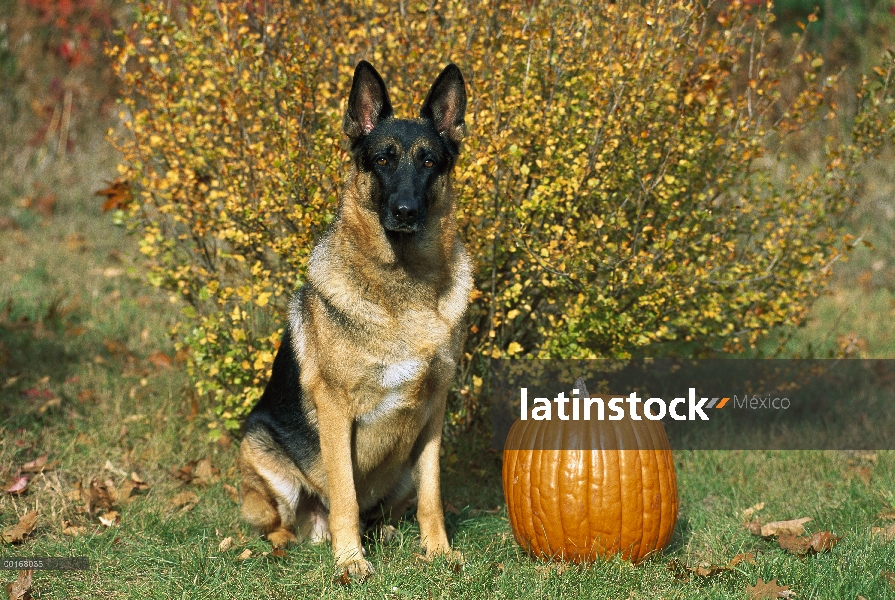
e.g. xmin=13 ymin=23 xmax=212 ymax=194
xmin=343 ymin=61 xmax=394 ymax=142
xmin=420 ymin=64 xmax=467 ymax=145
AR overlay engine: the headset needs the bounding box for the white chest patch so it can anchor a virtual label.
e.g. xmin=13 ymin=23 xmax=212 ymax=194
xmin=380 ymin=359 xmax=424 ymax=389
xmin=357 ymin=360 xmax=426 ymax=426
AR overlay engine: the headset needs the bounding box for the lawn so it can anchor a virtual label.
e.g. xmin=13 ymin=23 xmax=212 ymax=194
xmin=2 ymin=28 xmax=895 ymax=600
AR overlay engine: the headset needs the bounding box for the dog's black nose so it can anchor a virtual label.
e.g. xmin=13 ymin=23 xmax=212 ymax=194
xmin=394 ymin=203 xmax=417 ymax=223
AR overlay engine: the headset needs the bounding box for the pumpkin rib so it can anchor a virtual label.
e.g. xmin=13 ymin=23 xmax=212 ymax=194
xmin=639 ymin=425 xmax=661 ymax=561
xmin=570 ymin=424 xmax=591 ymax=559
xmin=647 ymin=417 xmax=676 ymax=554
xmin=528 ymin=426 xmax=544 ymax=556
xmin=557 ymin=424 xmax=573 ymax=559
xmin=629 ymin=420 xmax=655 ymax=561
xmin=585 ymin=418 xmax=598 ymax=561
xmin=531 ymin=432 xmax=552 ymax=557
xmin=660 ymin=431 xmax=679 ymax=549
xmin=604 ymin=420 xmax=624 ymax=558
xmin=504 ymin=429 xmax=518 ymax=549
xmin=654 ymin=428 xmax=673 ymax=553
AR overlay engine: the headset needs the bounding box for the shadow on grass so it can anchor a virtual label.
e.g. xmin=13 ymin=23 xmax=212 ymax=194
xmin=664 ymin=513 xmax=691 ymax=557
xmin=0 ymin=321 xmax=80 ymax=424
xmin=442 ymin=423 xmax=506 ymax=513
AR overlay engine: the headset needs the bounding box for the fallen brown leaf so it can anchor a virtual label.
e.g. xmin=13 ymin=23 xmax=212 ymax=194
xmin=333 ymin=569 xmax=351 ymax=586
xmin=5 ymin=568 xmax=32 ymax=600
xmin=237 ymin=549 xmax=252 ymax=561
xmin=871 ymin=523 xmax=895 ymax=542
xmin=103 ymin=339 xmax=135 ymax=362
xmin=192 ymin=458 xmax=220 ymax=486
xmin=147 ymin=351 xmax=173 ymax=370
xmin=61 ymin=520 xmax=87 ymax=537
xmin=98 ymin=511 xmax=120 ymax=527
xmin=741 ymin=502 xmax=766 ymax=519
xmin=76 ymin=389 xmax=96 ymax=403
xmin=444 ymin=501 xmax=461 ymax=515
xmin=884 ymin=571 xmax=895 ymax=591
xmin=778 ymin=533 xmax=811 ymax=555
xmin=171 ymin=460 xmax=198 ymax=484
xmin=878 ymin=508 xmax=895 ymax=521
xmin=760 ymin=517 xmax=812 ymax=537
xmin=20 ymin=456 xmax=46 ymax=472
xmin=104 ymin=478 xmax=119 ymax=503
xmin=34 ymin=193 xmax=57 ymax=217
xmin=729 ymin=552 xmax=757 ymax=567
xmin=746 ymin=577 xmax=792 ymax=599
xmin=668 ymin=553 xmax=755 ymax=581
xmin=119 ymin=472 xmax=150 ymax=505
xmin=807 ymin=531 xmax=841 ymax=553
xmin=667 ymin=559 xmax=691 ymax=581
xmin=68 ymin=481 xmax=85 ymax=502
xmin=850 ymin=466 xmax=873 ymax=485
xmin=169 ymin=490 xmax=200 ymax=512
xmin=778 ymin=531 xmax=841 ymax=556
xmin=219 ymin=537 xmax=234 ymax=552
xmin=223 ymin=483 xmax=239 ymax=504
xmin=95 ymin=179 xmax=132 ymax=213
xmin=86 ymin=478 xmax=115 ymax=514
xmin=65 ymin=233 xmax=90 ymax=252
xmin=2 ymin=510 xmax=38 ymax=544
xmin=20 ymin=456 xmax=59 ymax=474
xmin=744 ymin=518 xmax=763 ymax=536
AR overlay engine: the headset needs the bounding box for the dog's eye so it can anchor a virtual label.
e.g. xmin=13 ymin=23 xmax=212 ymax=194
xmin=423 ymin=158 xmax=434 ymax=168
xmin=376 ymin=157 xmax=388 ymax=166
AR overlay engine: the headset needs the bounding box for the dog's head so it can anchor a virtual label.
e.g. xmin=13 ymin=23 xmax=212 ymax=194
xmin=342 ymin=61 xmax=466 ymax=235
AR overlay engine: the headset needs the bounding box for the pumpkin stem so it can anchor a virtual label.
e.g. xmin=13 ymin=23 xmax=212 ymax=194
xmin=573 ymin=376 xmax=589 ymax=398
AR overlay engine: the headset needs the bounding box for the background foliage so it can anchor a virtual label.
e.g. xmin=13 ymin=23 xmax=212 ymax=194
xmin=113 ymin=0 xmax=895 ymax=436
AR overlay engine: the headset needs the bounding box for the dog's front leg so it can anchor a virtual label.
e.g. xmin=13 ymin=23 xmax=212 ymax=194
xmin=415 ymin=393 xmax=461 ymax=563
xmin=316 ymin=399 xmax=372 ymax=580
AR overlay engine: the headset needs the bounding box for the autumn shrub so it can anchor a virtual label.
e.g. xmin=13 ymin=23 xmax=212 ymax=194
xmin=113 ymin=0 xmax=894 ymax=437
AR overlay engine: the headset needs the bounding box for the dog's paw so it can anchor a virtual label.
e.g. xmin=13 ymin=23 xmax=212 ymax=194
xmin=333 ymin=558 xmax=375 ymax=584
xmin=266 ymin=528 xmax=298 ymax=549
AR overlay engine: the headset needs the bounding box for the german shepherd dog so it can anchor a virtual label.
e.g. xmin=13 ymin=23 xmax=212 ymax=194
xmin=238 ymin=61 xmax=471 ymax=580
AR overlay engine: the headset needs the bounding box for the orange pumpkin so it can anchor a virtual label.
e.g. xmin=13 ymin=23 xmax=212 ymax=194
xmin=502 ymin=398 xmax=678 ymax=564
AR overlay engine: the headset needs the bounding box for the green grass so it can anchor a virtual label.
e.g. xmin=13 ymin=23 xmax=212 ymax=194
xmin=2 ymin=82 xmax=895 ymax=600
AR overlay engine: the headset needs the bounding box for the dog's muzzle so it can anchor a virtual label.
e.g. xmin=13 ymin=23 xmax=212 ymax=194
xmin=385 ymin=195 xmax=423 ymax=232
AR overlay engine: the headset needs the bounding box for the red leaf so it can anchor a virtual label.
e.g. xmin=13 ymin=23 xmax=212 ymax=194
xmin=6 ymin=477 xmax=28 ymax=495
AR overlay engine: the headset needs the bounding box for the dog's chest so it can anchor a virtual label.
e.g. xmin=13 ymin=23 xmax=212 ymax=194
xmin=356 ymin=327 xmax=457 ymax=425
xmin=356 ymin=359 xmax=426 ymax=426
